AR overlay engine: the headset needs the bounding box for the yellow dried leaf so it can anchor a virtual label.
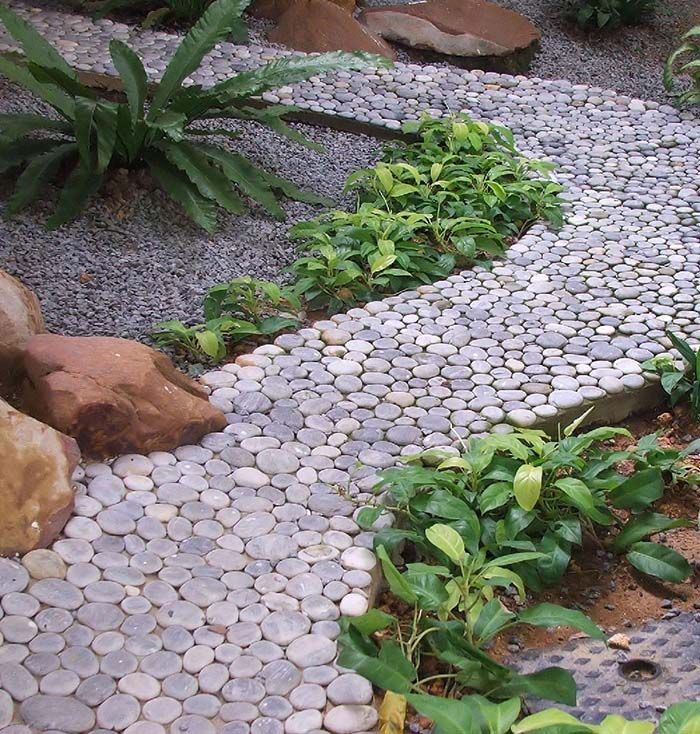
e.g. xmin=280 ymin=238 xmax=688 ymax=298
xmin=379 ymin=691 xmax=406 ymax=734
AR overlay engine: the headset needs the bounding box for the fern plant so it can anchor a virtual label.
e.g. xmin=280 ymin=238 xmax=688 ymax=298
xmin=664 ymin=26 xmax=700 ymax=106
xmin=0 ymin=0 xmax=386 ymax=231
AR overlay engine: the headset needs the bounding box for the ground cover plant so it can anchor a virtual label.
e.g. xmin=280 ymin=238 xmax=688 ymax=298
xmin=567 ymin=0 xmax=657 ymax=30
xmin=339 ymin=413 xmax=700 ymax=733
xmin=290 ymin=113 xmax=564 ymax=311
xmin=0 ymin=0 xmax=385 ymax=230
xmin=358 ymin=411 xmax=700 ymax=590
xmin=152 ymin=276 xmax=300 ymax=361
xmin=664 ymin=26 xmax=700 ymax=106
xmin=643 ymin=332 xmax=700 ymax=417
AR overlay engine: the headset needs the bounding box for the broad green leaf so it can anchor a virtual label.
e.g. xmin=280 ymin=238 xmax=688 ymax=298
xmin=149 ymin=0 xmax=251 ymax=116
xmin=609 ymin=468 xmax=664 ymax=512
xmin=472 ymin=696 xmax=521 ymax=734
xmin=484 ymin=551 xmax=544 ymax=568
xmin=0 ymin=112 xmax=71 ymax=140
xmin=490 ymin=666 xmax=577 ymax=706
xmin=563 ymin=406 xmax=594 ymax=437
xmin=194 ymin=329 xmax=222 ymax=359
xmin=110 ymin=39 xmax=147 ymax=126
xmin=378 ymin=640 xmax=416 ymax=683
xmin=513 ymin=709 xmax=592 ymax=733
xmin=405 ymin=694 xmax=483 ymax=734
xmin=376 ymin=545 xmax=417 ymax=604
xmin=660 ymin=702 xmax=700 ymax=734
xmin=161 ymin=141 xmax=245 ymax=214
xmin=555 ymin=477 xmax=614 ymax=526
xmin=473 ymin=598 xmax=515 ymax=644
xmin=0 ymin=57 xmax=75 ymax=118
xmin=481 ymin=566 xmax=526 ymax=600
xmin=613 ymin=512 xmax=693 ymax=552
xmin=668 ymin=331 xmax=697 ymax=367
xmin=513 ymin=464 xmax=542 ymax=511
xmin=517 ymin=603 xmax=605 ymax=640
xmin=411 ymin=489 xmax=475 ymax=521
xmin=199 ymin=145 xmax=284 ymax=218
xmin=5 ymin=142 xmax=77 ymax=216
xmin=403 ymin=570 xmax=448 ymax=611
xmin=336 ymin=629 xmax=413 ymax=693
xmin=626 ymin=542 xmax=692 ymax=583
xmin=347 ymin=609 xmax=396 ymax=635
xmin=46 ymin=164 xmax=102 ymax=230
xmin=146 ymin=151 xmax=217 ymax=232
xmin=425 ymin=524 xmax=465 ymax=564
xmin=356 ymin=506 xmax=382 ymax=530
xmin=93 ymin=103 xmax=119 ymax=173
xmin=74 ymin=98 xmax=96 ymax=165
xmin=598 ymin=715 xmax=655 ymax=734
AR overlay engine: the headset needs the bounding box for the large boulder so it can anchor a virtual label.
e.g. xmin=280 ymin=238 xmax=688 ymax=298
xmin=0 ymin=270 xmax=45 ymax=389
xmin=360 ymin=0 xmax=540 ymax=65
xmin=0 ymin=398 xmax=79 ymax=555
xmin=268 ymin=0 xmax=396 ymax=59
xmin=22 ymin=335 xmax=227 ymax=459
xmin=250 ymin=0 xmax=355 ymax=19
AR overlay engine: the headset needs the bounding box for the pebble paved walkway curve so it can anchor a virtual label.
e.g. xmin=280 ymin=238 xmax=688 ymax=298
xmin=1 ymin=2 xmax=700 ymax=733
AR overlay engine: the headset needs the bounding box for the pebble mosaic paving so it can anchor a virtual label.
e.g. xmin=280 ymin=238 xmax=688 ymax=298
xmin=0 ymin=2 xmax=700 ymax=732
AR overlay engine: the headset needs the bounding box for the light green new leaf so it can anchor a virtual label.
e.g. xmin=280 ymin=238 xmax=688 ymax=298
xmin=598 ymin=715 xmax=655 ymax=734
xmin=660 ymin=702 xmax=700 ymax=734
xmin=513 ymin=464 xmax=542 ymax=511
xmin=425 ymin=524 xmax=465 ymax=564
xmin=512 ymin=709 xmax=592 ymax=733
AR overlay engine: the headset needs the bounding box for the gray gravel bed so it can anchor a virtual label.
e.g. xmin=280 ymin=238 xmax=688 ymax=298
xmin=0 ymin=77 xmax=381 ymax=341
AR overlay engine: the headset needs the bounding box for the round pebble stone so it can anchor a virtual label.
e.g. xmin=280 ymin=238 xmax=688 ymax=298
xmin=39 ymin=669 xmax=80 ymax=695
xmin=324 ymin=704 xmax=378 ymax=734
xmin=327 ymin=674 xmax=373 ymax=705
xmin=260 ymin=611 xmax=310 ymax=645
xmin=20 ymin=694 xmax=96 ymax=732
xmin=285 ymin=710 xmax=323 ymax=734
xmin=119 ymin=672 xmax=162 ymax=700
xmin=286 ymin=635 xmax=336 ymax=667
xmin=162 ymin=672 xmax=198 ymax=700
xmin=143 ymin=696 xmax=182 ymax=724
xmin=76 ymin=674 xmax=117 ymax=706
xmin=30 ymin=579 xmax=84 ymax=610
xmin=21 ymin=550 xmax=67 ymax=580
xmin=222 ymin=678 xmax=266 ymax=703
xmin=170 ymin=715 xmax=216 ymax=734
xmin=124 ymin=724 xmax=166 ymax=734
xmin=97 ymin=693 xmax=141 ymax=730
xmin=0 ymin=689 xmax=11 ymax=728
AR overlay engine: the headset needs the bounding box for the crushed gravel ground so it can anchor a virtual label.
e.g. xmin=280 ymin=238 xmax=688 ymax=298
xmin=0 ymin=77 xmax=381 ymax=341
xmin=361 ymin=0 xmax=700 ymax=103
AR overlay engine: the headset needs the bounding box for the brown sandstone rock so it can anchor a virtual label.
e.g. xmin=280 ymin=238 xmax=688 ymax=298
xmin=22 ymin=334 xmax=227 ymax=459
xmin=250 ymin=0 xmax=355 ymax=19
xmin=360 ymin=0 xmax=540 ymax=59
xmin=0 ymin=270 xmax=45 ymax=389
xmin=268 ymin=0 xmax=395 ymax=59
xmin=0 ymin=398 xmax=79 ymax=555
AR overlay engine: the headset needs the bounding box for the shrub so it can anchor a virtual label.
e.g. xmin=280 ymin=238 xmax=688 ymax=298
xmin=664 ymin=26 xmax=700 ymax=106
xmin=290 ymin=113 xmax=563 ymax=311
xmin=568 ymin=0 xmax=657 ymax=30
xmin=152 ymin=276 xmax=300 ymax=361
xmin=0 ymin=0 xmax=386 ymax=230
xmin=643 ymin=331 xmax=700 ymax=416
xmin=358 ymin=412 xmax=699 ymax=588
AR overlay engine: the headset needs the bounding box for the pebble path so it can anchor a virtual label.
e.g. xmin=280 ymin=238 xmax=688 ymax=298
xmin=0 ymin=2 xmax=700 ymax=733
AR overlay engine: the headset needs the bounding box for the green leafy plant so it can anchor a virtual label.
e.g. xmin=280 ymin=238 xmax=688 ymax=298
xmin=514 ymin=701 xmax=700 ymax=734
xmin=359 ymin=413 xmax=699 ymax=587
xmin=0 ymin=0 xmax=386 ymax=230
xmin=643 ymin=332 xmax=700 ymax=417
xmin=290 ymin=205 xmax=458 ymax=311
xmin=567 ymin=0 xmax=656 ymax=29
xmin=152 ymin=275 xmax=301 ymax=361
xmin=288 ymin=113 xmax=563 ymax=311
xmin=338 ymin=530 xmax=604 ymax=713
xmin=664 ymin=26 xmax=700 ymax=106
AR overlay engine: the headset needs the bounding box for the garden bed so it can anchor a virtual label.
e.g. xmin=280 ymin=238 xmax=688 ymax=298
xmin=0 ymin=75 xmax=381 ymax=342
